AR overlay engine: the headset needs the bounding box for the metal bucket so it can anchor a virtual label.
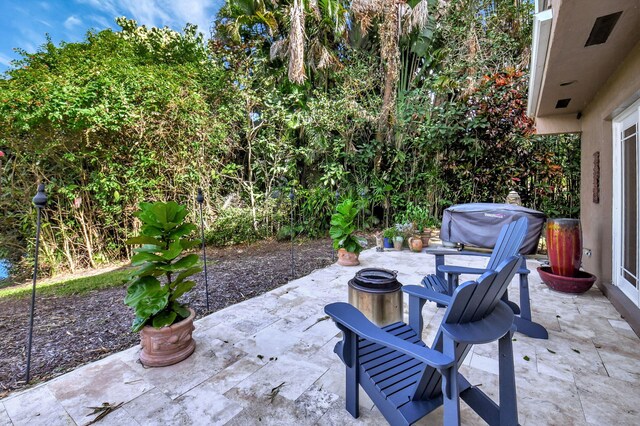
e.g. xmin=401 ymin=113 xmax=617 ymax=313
xmin=348 ymin=268 xmax=403 ymax=327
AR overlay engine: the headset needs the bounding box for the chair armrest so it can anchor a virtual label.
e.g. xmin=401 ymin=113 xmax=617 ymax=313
xmin=325 ymin=302 xmax=455 ymax=369
xmin=438 ymin=265 xmax=488 ymax=276
xmin=403 ymin=285 xmax=452 ymax=306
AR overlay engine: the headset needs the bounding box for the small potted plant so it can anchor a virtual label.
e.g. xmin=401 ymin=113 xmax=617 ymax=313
xmin=382 ymin=227 xmax=395 ymax=249
xmin=330 ymin=198 xmax=367 ymax=266
xmin=124 ymin=201 xmax=202 ymax=367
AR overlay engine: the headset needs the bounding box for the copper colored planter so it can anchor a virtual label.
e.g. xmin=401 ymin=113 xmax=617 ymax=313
xmin=139 ymin=308 xmax=196 ymax=367
xmin=337 ymin=248 xmax=360 ymax=266
xmin=546 ymin=218 xmax=581 ymax=277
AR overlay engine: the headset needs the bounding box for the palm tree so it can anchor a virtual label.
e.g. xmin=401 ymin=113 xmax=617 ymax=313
xmin=350 ymin=0 xmax=432 ymax=142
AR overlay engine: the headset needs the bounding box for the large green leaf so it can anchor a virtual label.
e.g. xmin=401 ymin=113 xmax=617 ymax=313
xmin=180 ymin=239 xmax=201 ymax=250
xmin=175 ymin=266 xmax=202 ymax=283
xmin=170 ymin=280 xmax=196 ymax=301
xmin=159 ymin=240 xmax=183 ymax=261
xmin=171 ymin=302 xmax=190 ymax=319
xmin=158 ymin=253 xmax=200 ymax=272
xmin=152 ymin=310 xmax=177 ymax=328
xmin=131 ymin=316 xmax=148 ymax=332
xmin=124 ymin=276 xmax=169 ymax=318
xmin=169 ymin=223 xmax=197 ymax=239
xmin=131 ymin=252 xmax=166 ymax=266
xmin=126 ymin=236 xmax=163 ymax=246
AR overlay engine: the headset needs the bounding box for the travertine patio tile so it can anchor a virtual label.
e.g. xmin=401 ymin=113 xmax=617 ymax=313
xmin=576 ymin=373 xmax=640 ymax=425
xmin=596 ymin=349 xmax=640 ymax=383
xmin=3 ymin=386 xmax=74 ymax=426
xmin=0 ymin=403 xmax=12 ymax=426
xmin=126 ymin=337 xmax=245 ymax=400
xmin=176 ymin=387 xmax=243 ymax=425
xmin=317 ymin=399 xmax=386 ymax=425
xmin=534 ymin=330 xmax=607 ymax=380
xmin=46 ymin=357 xmax=151 ymax=425
xmin=224 ymin=353 xmax=330 ymax=406
xmin=122 ymin=388 xmax=191 ymax=424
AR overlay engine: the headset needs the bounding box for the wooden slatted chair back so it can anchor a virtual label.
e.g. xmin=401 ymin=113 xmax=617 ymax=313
xmin=485 ymin=216 xmax=528 ymax=271
xmin=413 ymin=256 xmax=521 ymax=400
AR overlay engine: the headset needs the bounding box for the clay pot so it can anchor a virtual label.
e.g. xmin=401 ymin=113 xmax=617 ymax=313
xmin=393 ymin=236 xmax=404 ymax=251
xmin=420 ymin=230 xmax=432 ymax=246
xmin=537 ymin=266 xmax=596 ymax=294
xmin=546 ymin=218 xmax=582 ymax=277
xmin=337 ymin=248 xmax=360 ymax=266
xmin=139 ymin=308 xmax=196 ymax=367
xmin=408 ymin=236 xmax=423 ymax=252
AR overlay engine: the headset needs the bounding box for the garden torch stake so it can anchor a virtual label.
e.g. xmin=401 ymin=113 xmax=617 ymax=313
xmin=290 ymin=188 xmax=295 ymax=279
xmin=26 ymin=183 xmax=47 ymax=384
xmin=332 ymin=191 xmax=339 ymax=262
xmin=197 ymin=188 xmax=210 ymax=312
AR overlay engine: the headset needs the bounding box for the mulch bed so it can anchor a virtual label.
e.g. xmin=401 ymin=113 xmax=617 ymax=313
xmin=0 ymin=238 xmax=336 ymax=397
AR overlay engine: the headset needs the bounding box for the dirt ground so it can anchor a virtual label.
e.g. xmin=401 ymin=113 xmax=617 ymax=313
xmin=0 ymin=238 xmax=337 ymax=397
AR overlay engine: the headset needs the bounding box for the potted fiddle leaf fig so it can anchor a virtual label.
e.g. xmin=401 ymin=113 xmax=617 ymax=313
xmin=124 ymin=201 xmax=202 ymax=367
xmin=330 ymin=198 xmax=367 ymax=266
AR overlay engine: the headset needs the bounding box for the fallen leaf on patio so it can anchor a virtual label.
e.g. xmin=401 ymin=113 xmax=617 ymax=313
xmin=85 ymin=402 xmax=123 ymax=425
xmin=571 ymin=348 xmax=580 ymax=354
xmin=268 ymin=382 xmax=285 ymax=403
xmin=257 ymin=354 xmax=264 ymax=360
xmin=523 ymin=356 xmax=530 ymax=361
xmin=546 ymin=348 xmax=556 ymax=354
xmin=303 ymin=315 xmax=330 ymax=332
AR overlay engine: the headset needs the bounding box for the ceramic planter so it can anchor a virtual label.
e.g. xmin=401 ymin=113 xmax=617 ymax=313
xmin=139 ymin=308 xmax=196 ymax=367
xmin=337 ymin=248 xmax=360 ymax=266
xmin=408 ymin=236 xmax=423 ymax=252
xmin=393 ymin=236 xmax=404 ymax=251
xmin=546 ymin=218 xmax=581 ymax=277
xmin=383 ymin=237 xmax=393 ymax=249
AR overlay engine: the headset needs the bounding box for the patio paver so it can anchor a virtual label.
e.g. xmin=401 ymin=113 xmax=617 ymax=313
xmin=2 ymin=248 xmax=639 ymax=425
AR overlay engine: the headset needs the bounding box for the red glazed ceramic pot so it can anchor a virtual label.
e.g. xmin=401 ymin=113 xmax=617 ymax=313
xmin=546 ymin=218 xmax=581 ymax=277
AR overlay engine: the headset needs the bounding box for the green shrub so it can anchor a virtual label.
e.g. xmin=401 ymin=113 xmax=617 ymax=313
xmin=206 ymin=207 xmax=264 ymax=246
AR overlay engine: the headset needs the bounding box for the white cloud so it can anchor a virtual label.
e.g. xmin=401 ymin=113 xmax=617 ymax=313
xmin=0 ymin=53 xmax=12 ymax=66
xmin=64 ymin=15 xmax=83 ymax=30
xmin=88 ymin=14 xmax=111 ymax=29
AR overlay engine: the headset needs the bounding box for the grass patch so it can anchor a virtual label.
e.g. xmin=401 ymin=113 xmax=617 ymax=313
xmin=0 ymin=268 xmax=133 ymax=299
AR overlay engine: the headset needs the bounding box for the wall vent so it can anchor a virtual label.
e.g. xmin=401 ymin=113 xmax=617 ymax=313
xmin=555 ymin=98 xmax=571 ymax=109
xmin=585 ymin=11 xmax=622 ymax=47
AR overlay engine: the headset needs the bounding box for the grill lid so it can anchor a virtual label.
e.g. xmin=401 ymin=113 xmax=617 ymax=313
xmin=348 ymin=268 xmax=402 ymax=293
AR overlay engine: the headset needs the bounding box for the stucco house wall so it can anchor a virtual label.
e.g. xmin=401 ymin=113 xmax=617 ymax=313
xmin=580 ymin=39 xmax=640 ymax=287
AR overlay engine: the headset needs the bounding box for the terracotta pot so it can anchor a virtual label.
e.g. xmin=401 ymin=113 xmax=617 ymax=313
xmin=337 ymin=248 xmax=360 ymax=266
xmin=139 ymin=308 xmax=196 ymax=367
xmin=546 ymin=218 xmax=582 ymax=277
xmin=420 ymin=230 xmax=431 ymax=246
xmin=408 ymin=236 xmax=423 ymax=252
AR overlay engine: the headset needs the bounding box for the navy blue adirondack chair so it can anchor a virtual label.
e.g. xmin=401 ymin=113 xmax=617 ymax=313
xmin=423 ymin=217 xmax=548 ymax=339
xmin=325 ymin=256 xmax=522 ymax=425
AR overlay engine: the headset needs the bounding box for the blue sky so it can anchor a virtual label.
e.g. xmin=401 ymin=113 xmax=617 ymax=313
xmin=0 ymin=0 xmax=225 ymax=73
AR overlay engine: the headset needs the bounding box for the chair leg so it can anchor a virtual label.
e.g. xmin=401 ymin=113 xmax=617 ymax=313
xmin=345 ymin=332 xmax=359 ymax=418
xmin=442 ymin=336 xmax=461 ymax=426
xmin=498 ymin=329 xmax=518 ymax=425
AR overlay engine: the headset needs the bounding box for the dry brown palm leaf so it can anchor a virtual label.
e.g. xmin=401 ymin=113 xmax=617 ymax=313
xmin=288 ymin=0 xmax=306 ymax=84
xmin=350 ymin=0 xmax=385 ymax=35
xmin=317 ymin=45 xmax=343 ymax=71
xmin=403 ymin=0 xmax=430 ymax=36
xmin=270 ymin=39 xmax=289 ymax=61
xmin=309 ymin=0 xmax=321 ymax=20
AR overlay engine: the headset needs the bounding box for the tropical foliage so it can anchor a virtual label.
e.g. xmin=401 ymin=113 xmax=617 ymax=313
xmin=0 ymin=1 xmax=580 ymax=279
xmin=330 ymin=199 xmax=367 ymax=253
xmin=124 ymin=201 xmax=201 ymax=332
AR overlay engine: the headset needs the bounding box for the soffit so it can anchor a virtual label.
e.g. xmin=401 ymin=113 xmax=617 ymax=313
xmin=537 ymin=0 xmax=640 ymax=117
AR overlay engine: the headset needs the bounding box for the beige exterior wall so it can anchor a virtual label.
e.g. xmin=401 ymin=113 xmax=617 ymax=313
xmin=579 ymin=39 xmax=640 ymax=284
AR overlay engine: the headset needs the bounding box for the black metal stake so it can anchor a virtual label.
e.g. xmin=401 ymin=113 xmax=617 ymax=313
xmin=196 ymin=188 xmax=210 ymax=312
xmin=289 ymin=188 xmax=295 ymax=279
xmin=26 ymin=183 xmax=47 ymax=384
xmin=332 ymin=190 xmax=339 ymax=262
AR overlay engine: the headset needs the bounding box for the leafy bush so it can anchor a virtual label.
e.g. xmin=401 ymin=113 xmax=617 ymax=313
xmin=124 ymin=202 xmax=201 ymax=332
xmin=330 ymin=199 xmax=367 ymax=254
xmin=206 ymin=207 xmax=263 ymax=246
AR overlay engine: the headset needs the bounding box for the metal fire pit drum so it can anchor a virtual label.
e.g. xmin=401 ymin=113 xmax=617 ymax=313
xmin=348 ymin=268 xmax=403 ymax=327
